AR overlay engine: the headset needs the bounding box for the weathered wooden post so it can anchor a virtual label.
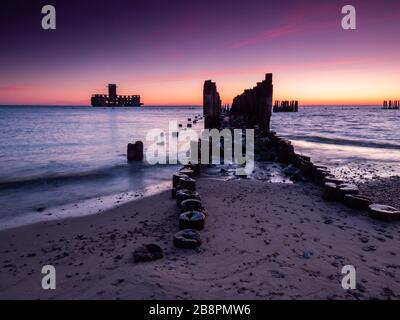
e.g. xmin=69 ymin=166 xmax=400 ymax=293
xmin=127 ymin=141 xmax=144 ymax=161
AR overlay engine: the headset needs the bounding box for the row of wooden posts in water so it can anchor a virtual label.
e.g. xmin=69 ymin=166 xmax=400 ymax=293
xmin=273 ymin=100 xmax=299 ymax=112
xmin=383 ymin=100 xmax=400 ymax=109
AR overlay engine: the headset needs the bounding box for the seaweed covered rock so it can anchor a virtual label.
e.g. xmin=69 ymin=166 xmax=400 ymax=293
xmin=179 ymin=211 xmax=206 ymax=230
xmin=173 ymin=229 xmax=202 ymax=249
xmin=368 ymin=204 xmax=400 ymax=222
xmin=133 ymin=244 xmax=163 ymax=262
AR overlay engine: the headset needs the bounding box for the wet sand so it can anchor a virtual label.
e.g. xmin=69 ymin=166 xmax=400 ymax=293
xmin=1 ymin=177 xmax=399 ymax=300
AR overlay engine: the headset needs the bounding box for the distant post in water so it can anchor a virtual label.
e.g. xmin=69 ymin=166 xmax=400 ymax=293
xmin=127 ymin=141 xmax=144 ymax=161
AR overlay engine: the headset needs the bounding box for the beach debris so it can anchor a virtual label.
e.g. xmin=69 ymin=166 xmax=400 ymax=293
xmin=368 ymin=204 xmax=400 ymax=222
xmin=344 ymin=194 xmax=372 ymax=210
xmin=180 ymin=199 xmax=205 ymax=214
xmin=176 ymin=189 xmax=200 ymax=208
xmin=173 ymin=229 xmax=202 ymax=248
xmin=133 ymin=244 xmax=163 ymax=263
xmin=179 ymin=211 xmax=206 ymax=230
xmin=178 ymin=176 xmax=196 ymax=191
xmin=127 ymin=141 xmax=144 ymax=161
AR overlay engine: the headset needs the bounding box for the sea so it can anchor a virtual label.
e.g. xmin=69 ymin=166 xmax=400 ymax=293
xmin=0 ymin=105 xmax=399 ymax=229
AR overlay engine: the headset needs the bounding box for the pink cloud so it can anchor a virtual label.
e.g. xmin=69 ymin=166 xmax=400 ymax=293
xmin=226 ymin=24 xmax=301 ymax=49
xmin=0 ymin=86 xmax=27 ymax=92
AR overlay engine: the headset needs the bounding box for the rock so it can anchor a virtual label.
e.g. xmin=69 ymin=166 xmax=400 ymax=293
xmin=178 ymin=176 xmax=196 ymax=191
xmin=181 ymin=199 xmax=206 ymax=214
xmin=175 ymin=189 xmax=200 ymax=208
xmin=368 ymin=204 xmax=400 ymax=222
xmin=324 ymin=176 xmax=346 ymax=185
xmin=187 ymin=123 xmax=192 ymax=128
xmin=344 ymin=194 xmax=372 ymax=210
xmin=173 ymin=229 xmax=202 ymax=249
xmin=283 ymin=164 xmax=298 ymax=177
xmin=337 ymin=183 xmax=359 ymax=200
xmin=173 ymin=173 xmax=189 ymax=188
xmin=179 ymin=211 xmax=206 ymax=230
xmin=322 ymin=182 xmax=339 ymax=201
xmin=314 ymin=167 xmax=330 ymax=184
xmin=133 ymin=244 xmax=163 ymax=262
xmin=127 ymin=141 xmax=144 ymax=161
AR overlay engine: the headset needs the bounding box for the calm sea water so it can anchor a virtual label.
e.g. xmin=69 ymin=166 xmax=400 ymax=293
xmin=271 ymin=106 xmax=400 ymax=180
xmin=0 ymin=105 xmax=399 ymax=228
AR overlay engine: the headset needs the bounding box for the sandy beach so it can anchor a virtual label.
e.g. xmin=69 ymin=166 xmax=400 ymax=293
xmin=1 ymin=176 xmax=399 ymax=300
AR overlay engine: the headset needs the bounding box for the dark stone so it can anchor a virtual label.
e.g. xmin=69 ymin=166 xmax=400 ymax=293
xmin=368 ymin=204 xmax=400 ymax=222
xmin=322 ymin=182 xmax=339 ymax=201
xmin=133 ymin=244 xmax=163 ymax=262
xmin=337 ymin=183 xmax=359 ymax=200
xmin=179 ymin=211 xmax=206 ymax=230
xmin=173 ymin=229 xmax=202 ymax=249
xmin=127 ymin=141 xmax=144 ymax=161
xmin=344 ymin=194 xmax=372 ymax=210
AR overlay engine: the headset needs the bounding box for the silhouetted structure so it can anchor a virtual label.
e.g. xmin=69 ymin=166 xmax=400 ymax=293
xmin=383 ymin=100 xmax=399 ymax=109
xmin=203 ymin=80 xmax=221 ymax=129
xmin=273 ymin=100 xmax=299 ymax=112
xmin=91 ymin=83 xmax=142 ymax=107
xmin=230 ymin=73 xmax=273 ymax=132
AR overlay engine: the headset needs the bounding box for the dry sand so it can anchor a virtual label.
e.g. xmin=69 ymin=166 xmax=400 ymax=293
xmin=1 ymin=177 xmax=400 ymax=300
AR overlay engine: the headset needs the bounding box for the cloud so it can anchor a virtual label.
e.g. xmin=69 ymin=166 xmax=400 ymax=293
xmin=226 ymin=24 xmax=301 ymax=49
xmin=0 ymin=85 xmax=26 ymax=92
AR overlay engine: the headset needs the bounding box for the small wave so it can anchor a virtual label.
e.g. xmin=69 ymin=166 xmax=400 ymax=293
xmin=288 ymin=135 xmax=400 ymax=150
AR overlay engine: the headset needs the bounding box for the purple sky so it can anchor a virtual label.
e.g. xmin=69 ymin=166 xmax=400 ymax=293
xmin=0 ymin=0 xmax=399 ymax=105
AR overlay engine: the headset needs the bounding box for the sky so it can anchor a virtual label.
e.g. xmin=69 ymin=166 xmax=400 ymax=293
xmin=0 ymin=0 xmax=399 ymax=106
